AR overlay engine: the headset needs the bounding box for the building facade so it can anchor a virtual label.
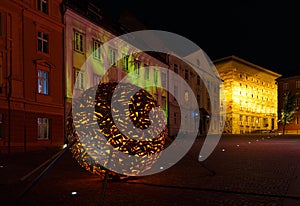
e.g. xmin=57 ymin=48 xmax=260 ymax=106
xmin=63 ymin=1 xmax=168 ymax=131
xmin=277 ymin=75 xmax=300 ymax=134
xmin=167 ymin=54 xmax=221 ymax=137
xmin=0 ymin=0 xmax=64 ymax=152
xmin=214 ymin=56 xmax=281 ymax=134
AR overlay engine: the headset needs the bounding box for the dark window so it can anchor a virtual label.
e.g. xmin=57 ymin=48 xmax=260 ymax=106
xmin=38 ymin=0 xmax=48 ymax=14
xmin=38 ymin=31 xmax=49 ymax=54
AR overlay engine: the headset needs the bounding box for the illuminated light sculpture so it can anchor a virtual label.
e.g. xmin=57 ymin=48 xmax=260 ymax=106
xmin=66 ymin=82 xmax=168 ymax=178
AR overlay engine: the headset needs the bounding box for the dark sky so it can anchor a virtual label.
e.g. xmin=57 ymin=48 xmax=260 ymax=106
xmin=96 ymin=0 xmax=300 ymax=77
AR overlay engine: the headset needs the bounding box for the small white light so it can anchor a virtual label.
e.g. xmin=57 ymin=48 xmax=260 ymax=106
xmin=199 ymin=155 xmax=202 ymax=158
xmin=222 ymin=149 xmax=225 ymax=152
xmin=248 ymin=142 xmax=251 ymax=144
xmin=160 ymin=166 xmax=164 ymax=170
xmin=63 ymin=144 xmax=68 ymax=149
xmin=267 ymin=136 xmax=271 ymax=139
xmin=237 ymin=145 xmax=240 ymax=147
xmin=71 ymin=192 xmax=77 ymax=195
xmin=256 ymin=139 xmax=259 ymax=142
xmin=0 ymin=165 xmax=4 ymax=168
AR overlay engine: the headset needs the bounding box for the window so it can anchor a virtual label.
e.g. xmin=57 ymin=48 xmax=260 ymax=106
xmin=296 ymin=81 xmax=300 ymax=89
xmin=174 ymin=85 xmax=178 ymax=100
xmin=161 ymin=72 xmax=166 ymax=88
xmin=74 ymin=31 xmax=84 ymax=53
xmin=283 ymin=83 xmax=289 ymax=91
xmin=144 ymin=67 xmax=150 ymax=80
xmin=93 ymin=74 xmax=101 ymax=86
xmin=297 ymin=98 xmax=300 ymax=107
xmin=174 ymin=64 xmax=178 ymax=74
xmin=38 ymin=70 xmax=49 ymax=94
xmin=109 ymin=48 xmax=117 ymax=66
xmin=239 ymin=115 xmax=243 ymax=125
xmin=93 ymin=40 xmax=101 ymax=60
xmin=154 ymin=69 xmax=158 ymax=84
xmin=38 ymin=118 xmax=49 ymax=139
xmin=74 ymin=68 xmax=84 ymax=90
xmin=197 ymin=76 xmax=200 ymax=85
xmin=122 ymin=54 xmax=129 ymax=70
xmin=161 ymin=96 xmax=167 ymax=111
xmin=38 ymin=31 xmax=49 ymax=54
xmin=38 ymin=0 xmax=48 ymax=14
xmin=184 ymin=69 xmax=189 ymax=80
xmin=184 ymin=90 xmax=189 ymax=103
xmin=134 ymin=61 xmax=140 ymax=75
xmin=296 ymin=116 xmax=300 ymax=125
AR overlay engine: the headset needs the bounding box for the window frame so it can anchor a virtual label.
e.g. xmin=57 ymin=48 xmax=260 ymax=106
xmin=93 ymin=39 xmax=102 ymax=60
xmin=37 ymin=31 xmax=49 ymax=54
xmin=74 ymin=68 xmax=85 ymax=90
xmin=37 ymin=0 xmax=49 ymax=14
xmin=37 ymin=70 xmax=49 ymax=95
xmin=109 ymin=47 xmax=117 ymax=66
xmin=74 ymin=31 xmax=84 ymax=53
xmin=37 ymin=117 xmax=50 ymax=140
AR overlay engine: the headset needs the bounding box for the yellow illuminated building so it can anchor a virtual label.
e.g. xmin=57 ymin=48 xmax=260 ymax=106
xmin=214 ymin=56 xmax=282 ymax=134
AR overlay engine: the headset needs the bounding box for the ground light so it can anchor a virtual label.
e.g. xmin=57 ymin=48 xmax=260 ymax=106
xmin=66 ymin=82 xmax=168 ymax=178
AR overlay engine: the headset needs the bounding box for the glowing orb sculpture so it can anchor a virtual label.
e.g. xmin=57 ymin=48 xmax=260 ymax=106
xmin=66 ymin=82 xmax=168 ymax=177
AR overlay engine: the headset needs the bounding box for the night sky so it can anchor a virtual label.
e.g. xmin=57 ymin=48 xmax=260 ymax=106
xmin=95 ymin=0 xmax=300 ymax=77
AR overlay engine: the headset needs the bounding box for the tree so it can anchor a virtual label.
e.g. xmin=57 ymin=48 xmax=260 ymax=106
xmin=279 ymin=92 xmax=298 ymax=135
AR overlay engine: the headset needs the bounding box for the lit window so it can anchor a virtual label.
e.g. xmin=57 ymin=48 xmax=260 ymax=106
xmin=74 ymin=31 xmax=84 ymax=53
xmin=162 ymin=96 xmax=167 ymax=111
xmin=296 ymin=81 xmax=300 ymax=89
xmin=38 ymin=117 xmax=49 ymax=139
xmin=109 ymin=48 xmax=117 ymax=66
xmin=296 ymin=117 xmax=300 ymax=125
xmin=38 ymin=70 xmax=49 ymax=94
xmin=38 ymin=31 xmax=49 ymax=54
xmin=74 ymin=68 xmax=84 ymax=90
xmin=154 ymin=69 xmax=158 ymax=84
xmin=38 ymin=0 xmax=48 ymax=14
xmin=144 ymin=67 xmax=149 ymax=80
xmin=93 ymin=40 xmax=101 ymax=60
xmin=122 ymin=54 xmax=129 ymax=70
xmin=184 ymin=90 xmax=189 ymax=103
xmin=134 ymin=61 xmax=140 ymax=75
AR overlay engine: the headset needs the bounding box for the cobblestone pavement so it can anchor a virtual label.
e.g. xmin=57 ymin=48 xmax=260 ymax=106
xmin=1 ymin=134 xmax=300 ymax=206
